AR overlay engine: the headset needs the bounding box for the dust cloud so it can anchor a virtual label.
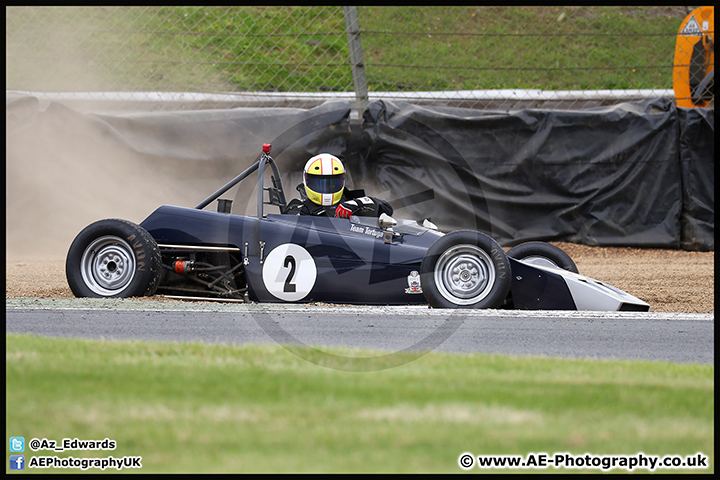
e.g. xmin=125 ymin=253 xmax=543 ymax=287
xmin=6 ymin=95 xmax=344 ymax=261
xmin=6 ymin=99 xmax=247 ymax=261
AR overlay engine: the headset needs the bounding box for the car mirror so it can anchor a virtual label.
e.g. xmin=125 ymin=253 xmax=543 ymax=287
xmin=378 ymin=213 xmax=397 ymax=228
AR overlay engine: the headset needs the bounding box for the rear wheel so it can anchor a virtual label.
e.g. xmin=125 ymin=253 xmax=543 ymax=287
xmin=421 ymin=230 xmax=511 ymax=309
xmin=506 ymin=241 xmax=578 ymax=273
xmin=66 ymin=219 xmax=162 ymax=298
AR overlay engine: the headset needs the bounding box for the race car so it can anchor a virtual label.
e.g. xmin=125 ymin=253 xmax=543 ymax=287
xmin=66 ymin=144 xmax=650 ymax=311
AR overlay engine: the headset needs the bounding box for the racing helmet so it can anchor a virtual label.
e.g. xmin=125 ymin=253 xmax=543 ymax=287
xmin=303 ymin=153 xmax=345 ymax=206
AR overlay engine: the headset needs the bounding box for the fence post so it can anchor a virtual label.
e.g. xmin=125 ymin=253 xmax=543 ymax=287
xmin=344 ymin=6 xmax=368 ymax=120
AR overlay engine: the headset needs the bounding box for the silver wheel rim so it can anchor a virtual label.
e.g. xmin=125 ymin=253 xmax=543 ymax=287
xmin=434 ymin=244 xmax=495 ymax=305
xmin=80 ymin=235 xmax=136 ymax=296
xmin=519 ymin=255 xmax=560 ymax=269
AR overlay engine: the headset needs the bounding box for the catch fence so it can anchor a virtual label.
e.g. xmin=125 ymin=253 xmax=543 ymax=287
xmin=6 ymin=6 xmax=703 ymax=113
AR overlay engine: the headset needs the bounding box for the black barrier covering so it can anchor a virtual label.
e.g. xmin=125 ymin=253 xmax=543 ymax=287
xmin=359 ymin=98 xmax=687 ymax=248
xmin=86 ymin=101 xmax=354 ymax=215
xmin=678 ymin=107 xmax=715 ymax=251
xmin=6 ymin=93 xmax=714 ymax=254
xmin=90 ymin=100 xmax=352 ymax=177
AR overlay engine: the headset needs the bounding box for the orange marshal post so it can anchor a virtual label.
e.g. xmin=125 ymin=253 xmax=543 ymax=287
xmin=673 ymin=6 xmax=714 ymax=108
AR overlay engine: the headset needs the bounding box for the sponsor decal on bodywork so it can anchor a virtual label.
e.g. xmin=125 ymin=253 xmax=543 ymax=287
xmin=350 ymin=224 xmax=384 ymax=239
xmin=405 ymin=270 xmax=423 ymax=294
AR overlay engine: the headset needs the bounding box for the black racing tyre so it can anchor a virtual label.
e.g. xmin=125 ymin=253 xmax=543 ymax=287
xmin=506 ymin=241 xmax=578 ymax=273
xmin=66 ymin=219 xmax=162 ymax=298
xmin=421 ymin=230 xmax=511 ymax=309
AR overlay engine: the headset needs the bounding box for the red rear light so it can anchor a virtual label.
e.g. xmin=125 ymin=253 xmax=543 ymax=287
xmin=262 ymin=143 xmax=271 ymax=153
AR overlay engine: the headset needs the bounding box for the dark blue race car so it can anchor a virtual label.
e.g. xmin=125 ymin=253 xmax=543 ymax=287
xmin=66 ymin=144 xmax=650 ymax=311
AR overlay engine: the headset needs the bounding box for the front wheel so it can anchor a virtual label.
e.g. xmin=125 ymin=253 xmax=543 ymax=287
xmin=421 ymin=230 xmax=511 ymax=309
xmin=66 ymin=219 xmax=162 ymax=298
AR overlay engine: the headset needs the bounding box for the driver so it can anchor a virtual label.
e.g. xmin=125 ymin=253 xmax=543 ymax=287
xmin=285 ymin=153 xmax=393 ymax=218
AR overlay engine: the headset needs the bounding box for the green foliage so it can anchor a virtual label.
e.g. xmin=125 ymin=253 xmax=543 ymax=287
xmin=5 ymin=6 xmax=686 ymax=93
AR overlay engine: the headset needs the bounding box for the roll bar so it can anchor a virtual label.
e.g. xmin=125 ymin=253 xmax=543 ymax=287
xmin=194 ymin=143 xmax=287 ymax=217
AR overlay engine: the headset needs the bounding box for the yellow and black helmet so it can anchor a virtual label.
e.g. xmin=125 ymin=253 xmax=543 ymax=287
xmin=303 ymin=154 xmax=345 ymax=206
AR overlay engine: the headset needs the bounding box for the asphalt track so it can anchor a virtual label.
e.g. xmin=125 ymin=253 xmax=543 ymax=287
xmin=6 ymin=298 xmax=713 ymax=366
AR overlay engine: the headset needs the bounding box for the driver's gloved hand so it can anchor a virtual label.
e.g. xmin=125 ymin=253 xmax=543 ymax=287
xmin=334 ymin=200 xmax=358 ymax=219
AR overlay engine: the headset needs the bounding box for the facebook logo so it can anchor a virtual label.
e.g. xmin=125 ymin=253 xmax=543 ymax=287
xmin=9 ymin=455 xmax=25 ymax=470
xmin=9 ymin=437 xmax=25 ymax=452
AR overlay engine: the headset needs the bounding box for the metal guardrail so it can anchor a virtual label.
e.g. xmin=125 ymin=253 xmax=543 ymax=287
xmin=7 ymin=89 xmax=676 ymax=116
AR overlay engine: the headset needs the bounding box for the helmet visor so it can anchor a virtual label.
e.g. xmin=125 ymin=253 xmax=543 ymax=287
xmin=305 ymin=173 xmax=345 ymax=195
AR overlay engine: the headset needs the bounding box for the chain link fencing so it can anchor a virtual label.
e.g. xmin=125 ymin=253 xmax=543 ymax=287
xmin=6 ymin=6 xmax=705 ymax=112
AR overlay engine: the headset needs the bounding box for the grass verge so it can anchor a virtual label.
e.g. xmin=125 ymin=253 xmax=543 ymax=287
xmin=6 ymin=333 xmax=713 ymax=473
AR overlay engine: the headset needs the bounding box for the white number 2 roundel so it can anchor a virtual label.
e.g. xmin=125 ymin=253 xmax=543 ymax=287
xmin=261 ymin=244 xmax=317 ymax=301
